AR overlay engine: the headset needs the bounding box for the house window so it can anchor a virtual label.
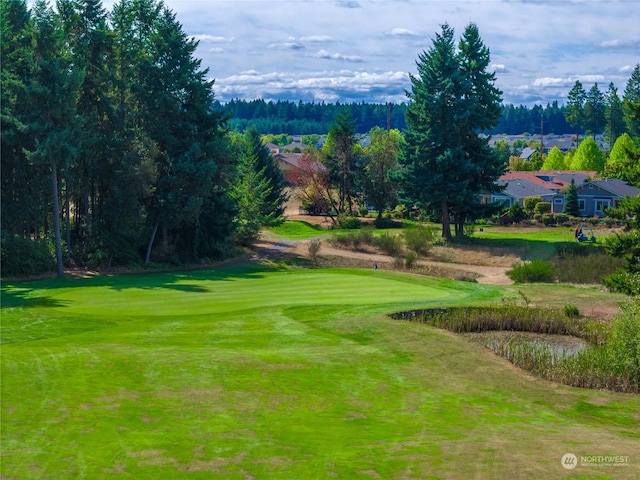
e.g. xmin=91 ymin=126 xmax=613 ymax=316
xmin=554 ymin=198 xmax=563 ymax=204
xmin=595 ymin=200 xmax=610 ymax=212
xmin=578 ymin=199 xmax=585 ymax=211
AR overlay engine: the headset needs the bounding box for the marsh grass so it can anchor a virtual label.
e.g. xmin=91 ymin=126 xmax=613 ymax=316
xmin=393 ymin=304 xmax=639 ymax=393
xmin=552 ymin=248 xmax=625 ymax=284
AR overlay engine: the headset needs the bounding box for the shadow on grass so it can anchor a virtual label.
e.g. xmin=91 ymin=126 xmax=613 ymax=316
xmin=1 ymin=262 xmax=289 ymax=309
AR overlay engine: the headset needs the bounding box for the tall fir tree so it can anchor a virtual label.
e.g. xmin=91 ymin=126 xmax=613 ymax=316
xmin=622 ymin=64 xmax=640 ymax=139
xmin=243 ymin=126 xmax=288 ymax=224
xmin=584 ymin=83 xmax=605 ymax=138
xmin=604 ymin=82 xmax=626 ymax=147
xmin=401 ymin=23 xmax=468 ymax=239
xmin=565 ymin=80 xmax=586 ymax=140
xmin=563 ymin=179 xmax=580 ymax=217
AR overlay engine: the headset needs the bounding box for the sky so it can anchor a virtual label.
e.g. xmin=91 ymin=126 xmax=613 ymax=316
xmin=49 ymin=0 xmax=640 ymax=106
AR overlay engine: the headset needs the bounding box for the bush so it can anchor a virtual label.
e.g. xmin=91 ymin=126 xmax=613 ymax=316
xmin=372 ymin=217 xmax=404 ymax=229
xmin=308 ymin=239 xmax=321 ymax=262
xmin=603 ymin=270 xmax=640 ymax=296
xmin=337 ymin=215 xmax=362 ymax=229
xmin=0 ymin=234 xmax=56 ymax=277
xmin=563 ymin=304 xmax=580 ymax=318
xmin=507 ymin=259 xmax=554 ymax=283
xmin=534 ymin=202 xmax=552 ymax=215
xmin=553 ymin=213 xmax=570 ymax=224
xmin=375 ymin=232 xmax=403 ymax=256
xmin=330 ymin=228 xmax=374 ymax=251
xmin=524 ymin=196 xmax=544 ymax=214
xmin=402 ymin=225 xmax=434 ymax=255
xmin=540 ymin=214 xmax=556 ymax=226
xmin=358 ymin=206 xmax=369 ymax=217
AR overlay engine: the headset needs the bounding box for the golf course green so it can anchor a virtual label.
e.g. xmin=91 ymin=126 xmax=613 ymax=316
xmin=1 ymin=264 xmax=638 ymax=479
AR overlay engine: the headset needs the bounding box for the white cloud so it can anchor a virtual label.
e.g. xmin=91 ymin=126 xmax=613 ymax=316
xmin=313 ymin=50 xmax=364 ymax=63
xmin=191 ymin=34 xmax=233 ymax=43
xmin=387 ymin=28 xmax=419 ymax=37
xmin=491 ymin=64 xmax=507 ymax=73
xmin=269 ymin=42 xmax=305 ymax=50
xmin=300 ymin=35 xmax=333 ymax=43
xmin=597 ymin=39 xmax=640 ymax=49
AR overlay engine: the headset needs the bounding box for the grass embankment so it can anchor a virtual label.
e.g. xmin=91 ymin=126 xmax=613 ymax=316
xmin=2 ymin=264 xmax=639 ymax=479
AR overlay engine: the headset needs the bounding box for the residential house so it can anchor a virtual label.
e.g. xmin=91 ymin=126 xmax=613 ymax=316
xmin=488 ymin=171 xmax=638 ymax=217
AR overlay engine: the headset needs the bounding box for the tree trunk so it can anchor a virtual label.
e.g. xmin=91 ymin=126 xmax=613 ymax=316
xmin=145 ymin=220 xmax=159 ymax=265
xmin=441 ymin=200 xmax=452 ymax=240
xmin=51 ymin=157 xmax=64 ymax=277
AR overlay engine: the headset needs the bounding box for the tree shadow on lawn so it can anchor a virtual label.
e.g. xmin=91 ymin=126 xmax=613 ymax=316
xmin=1 ymin=262 xmax=286 ymax=308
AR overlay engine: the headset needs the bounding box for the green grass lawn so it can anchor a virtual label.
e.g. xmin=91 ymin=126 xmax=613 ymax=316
xmin=2 ymin=264 xmax=638 ymax=479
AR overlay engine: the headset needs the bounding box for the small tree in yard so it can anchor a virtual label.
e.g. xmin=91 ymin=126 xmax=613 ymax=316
xmin=524 ymin=197 xmax=543 ymax=217
xmin=563 ymin=179 xmax=580 ymax=217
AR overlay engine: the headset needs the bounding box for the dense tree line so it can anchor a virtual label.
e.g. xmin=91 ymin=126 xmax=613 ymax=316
xmin=223 ymin=68 xmax=640 ymax=138
xmin=1 ymin=0 xmax=286 ymax=276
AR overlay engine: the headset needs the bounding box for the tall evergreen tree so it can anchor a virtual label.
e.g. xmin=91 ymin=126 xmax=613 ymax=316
xmin=0 ymin=0 xmax=43 ymax=238
xmin=622 ymin=64 xmax=640 ymax=139
xmin=565 ymin=80 xmax=587 ymax=140
xmin=401 ymin=23 xmax=468 ymax=239
xmin=563 ymin=179 xmax=580 ymax=217
xmin=604 ymin=82 xmax=626 ymax=147
xmin=25 ymin=1 xmax=83 ymax=276
xmin=584 ymin=83 xmax=605 ymax=138
xmin=243 ymin=126 xmax=288 ymax=224
xmin=323 ymin=110 xmax=358 ymax=214
xmin=453 ymin=23 xmax=504 ymax=235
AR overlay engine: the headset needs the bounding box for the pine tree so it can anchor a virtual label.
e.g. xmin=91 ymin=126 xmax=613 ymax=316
xmin=243 ymin=125 xmax=288 ymax=224
xmin=584 ymin=83 xmax=605 ymax=138
xmin=26 ymin=1 xmax=83 ymax=276
xmin=604 ymin=82 xmax=626 ymax=147
xmin=565 ymin=80 xmax=586 ymax=141
xmin=563 ymin=179 xmax=580 ymax=217
xmin=401 ymin=23 xmax=468 ymax=239
xmin=623 ymin=64 xmax=640 ymax=138
xmin=323 ymin=110 xmax=358 ymax=214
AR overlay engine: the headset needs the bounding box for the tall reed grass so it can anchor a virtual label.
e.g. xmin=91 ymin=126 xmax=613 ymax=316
xmin=391 ymin=303 xmax=639 ymax=393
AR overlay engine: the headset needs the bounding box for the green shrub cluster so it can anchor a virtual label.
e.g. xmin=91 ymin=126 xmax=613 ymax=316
xmin=603 ymin=270 xmax=640 ymax=296
xmin=337 ymin=215 xmax=363 ymax=229
xmin=375 ymin=232 xmax=404 ymax=256
xmin=330 ymin=228 xmax=375 ymax=251
xmin=1 ymin=234 xmax=55 ymax=277
xmin=402 ymin=225 xmax=434 ymax=255
xmin=507 ymin=259 xmax=554 ymax=282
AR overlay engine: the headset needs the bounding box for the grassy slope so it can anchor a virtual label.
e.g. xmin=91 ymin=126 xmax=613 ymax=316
xmin=2 ymin=266 xmax=638 ymax=479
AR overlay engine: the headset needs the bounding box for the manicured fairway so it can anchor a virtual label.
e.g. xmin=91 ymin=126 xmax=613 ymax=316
xmin=1 ymin=264 xmax=638 ymax=479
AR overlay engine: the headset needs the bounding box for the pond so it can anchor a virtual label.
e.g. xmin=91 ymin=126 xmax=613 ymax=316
xmin=463 ymin=331 xmax=588 ymax=359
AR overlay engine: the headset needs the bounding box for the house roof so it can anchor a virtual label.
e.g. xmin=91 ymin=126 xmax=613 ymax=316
xmin=500 ymin=171 xmax=598 ymax=191
xmin=586 ymin=179 xmax=640 ymax=198
xmin=519 ymin=147 xmax=537 ymax=160
xmin=497 ymin=178 xmax=557 ymax=200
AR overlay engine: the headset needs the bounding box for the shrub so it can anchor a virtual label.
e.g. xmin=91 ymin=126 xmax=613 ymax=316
xmin=507 ymin=259 xmax=554 ymax=283
xmin=372 ymin=217 xmax=403 ymax=229
xmin=524 ymin=196 xmax=544 ymax=215
xmin=553 ymin=250 xmax=624 ymax=284
xmin=330 ymin=228 xmax=374 ymax=251
xmin=308 ymin=239 xmax=321 ymax=262
xmin=358 ymin=206 xmax=369 ymax=217
xmin=337 ymin=215 xmax=362 ymax=229
xmin=405 ymin=251 xmax=417 ymax=269
xmin=391 ymin=204 xmax=408 ymax=219
xmin=603 ymin=270 xmax=640 ymax=296
xmin=376 ymin=232 xmax=403 ymax=256
xmin=553 ymin=213 xmax=569 ymax=224
xmin=0 ymin=234 xmax=55 ymax=277
xmin=402 ymin=225 xmax=434 ymax=255
xmin=507 ymin=203 xmax=527 ymax=223
xmin=540 ymin=214 xmax=556 ymax=226
xmin=563 ymin=304 xmax=580 ymax=318
xmin=534 ymin=202 xmax=552 ymax=215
